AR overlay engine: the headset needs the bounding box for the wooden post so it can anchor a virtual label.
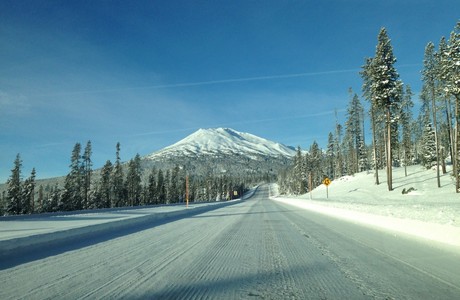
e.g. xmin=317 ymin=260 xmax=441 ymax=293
xmin=185 ymin=175 xmax=189 ymax=208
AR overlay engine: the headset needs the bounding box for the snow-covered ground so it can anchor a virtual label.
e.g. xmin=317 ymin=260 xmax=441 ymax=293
xmin=271 ymin=165 xmax=460 ymax=249
xmin=0 ymin=205 xmax=192 ymax=241
xmin=0 ymin=186 xmax=259 ymax=254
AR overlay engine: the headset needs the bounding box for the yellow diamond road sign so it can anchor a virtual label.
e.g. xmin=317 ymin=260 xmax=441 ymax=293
xmin=323 ymin=178 xmax=331 ymax=186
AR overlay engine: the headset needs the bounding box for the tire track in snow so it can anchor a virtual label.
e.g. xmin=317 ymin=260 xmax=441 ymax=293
xmin=142 ymin=200 xmax=262 ymax=299
xmin=2 ymin=209 xmax=228 ymax=299
xmin=80 ymin=212 xmax=233 ymax=299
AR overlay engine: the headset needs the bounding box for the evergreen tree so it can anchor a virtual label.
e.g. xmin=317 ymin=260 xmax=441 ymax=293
xmin=111 ymin=142 xmax=124 ymax=207
xmin=439 ymin=22 xmax=460 ymax=191
xmin=157 ymin=169 xmax=166 ymax=204
xmin=60 ymin=143 xmax=83 ymax=211
xmin=147 ymin=167 xmax=157 ymax=204
xmin=170 ymin=165 xmax=179 ymax=203
xmin=361 ymin=57 xmax=380 ymax=185
xmin=100 ymin=160 xmax=113 ymax=208
xmin=369 ymin=28 xmax=401 ymax=191
xmin=422 ymin=122 xmax=437 ymax=169
xmin=422 ymin=42 xmax=441 ymax=187
xmin=334 ymin=121 xmax=344 ymax=178
xmin=293 ymin=147 xmax=306 ymax=194
xmin=37 ymin=185 xmax=44 ymax=213
xmin=0 ymin=191 xmax=5 ymax=215
xmin=6 ymin=154 xmax=23 ymax=215
xmin=437 ymin=37 xmax=455 ymax=168
xmin=400 ymin=85 xmax=414 ymax=176
xmin=345 ymin=92 xmax=364 ymax=174
xmin=126 ymin=154 xmax=142 ymax=206
xmin=164 ymin=169 xmax=171 ymax=203
xmin=48 ymin=184 xmax=60 ymax=212
xmin=21 ymin=168 xmax=36 ymax=214
xmin=307 ymin=141 xmax=322 ymax=189
xmin=326 ymin=132 xmax=335 ymax=178
xmin=82 ymin=140 xmax=93 ymax=208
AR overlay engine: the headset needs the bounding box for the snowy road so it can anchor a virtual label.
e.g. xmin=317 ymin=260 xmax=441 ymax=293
xmin=1 ymin=185 xmax=460 ymax=299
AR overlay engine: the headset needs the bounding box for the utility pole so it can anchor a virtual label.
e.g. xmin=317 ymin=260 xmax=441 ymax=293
xmin=185 ymin=175 xmax=189 ymax=208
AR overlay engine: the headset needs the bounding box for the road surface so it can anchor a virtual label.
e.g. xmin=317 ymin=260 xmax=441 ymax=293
xmin=1 ymin=185 xmax=459 ymax=299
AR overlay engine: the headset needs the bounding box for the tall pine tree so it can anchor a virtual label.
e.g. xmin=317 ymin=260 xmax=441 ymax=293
xmin=369 ymin=28 xmax=402 ymax=191
xmin=111 ymin=142 xmax=124 ymax=207
xmin=21 ymin=168 xmax=36 ymax=214
xmin=422 ymin=42 xmax=441 ymax=187
xmin=61 ymin=143 xmax=83 ymax=211
xmin=82 ymin=141 xmax=93 ymax=208
xmin=6 ymin=154 xmax=23 ymax=215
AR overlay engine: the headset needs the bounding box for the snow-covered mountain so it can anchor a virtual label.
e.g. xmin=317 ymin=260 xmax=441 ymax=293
xmin=146 ymin=128 xmax=296 ymax=160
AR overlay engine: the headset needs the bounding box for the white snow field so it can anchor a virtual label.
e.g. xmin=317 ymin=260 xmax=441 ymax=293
xmin=271 ymin=165 xmax=460 ymax=249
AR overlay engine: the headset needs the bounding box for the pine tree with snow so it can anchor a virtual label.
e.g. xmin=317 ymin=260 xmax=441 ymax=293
xmin=48 ymin=184 xmax=60 ymax=212
xmin=6 ymin=154 xmax=23 ymax=215
xmin=358 ymin=139 xmax=368 ymax=173
xmin=82 ymin=140 xmax=93 ymax=208
xmin=400 ymin=85 xmax=414 ymax=176
xmin=156 ymin=169 xmax=166 ymax=204
xmin=147 ymin=167 xmax=157 ymax=204
xmin=60 ymin=143 xmax=83 ymax=211
xmin=344 ymin=92 xmax=365 ymax=175
xmin=361 ymin=57 xmax=380 ymax=185
xmin=169 ymin=165 xmax=179 ymax=203
xmin=164 ymin=169 xmax=171 ymax=203
xmin=37 ymin=185 xmax=44 ymax=213
xmin=126 ymin=154 xmax=142 ymax=206
xmin=436 ymin=37 xmax=455 ymax=167
xmin=422 ymin=122 xmax=437 ymax=169
xmin=99 ymin=160 xmax=113 ymax=208
xmin=334 ymin=122 xmax=344 ymax=179
xmin=326 ymin=132 xmax=335 ymax=178
xmin=367 ymin=28 xmax=402 ymax=190
xmin=422 ymin=42 xmax=442 ymax=187
xmin=307 ymin=141 xmax=323 ymax=189
xmin=439 ymin=22 xmax=460 ymax=191
xmin=111 ymin=142 xmax=124 ymax=207
xmin=21 ymin=168 xmax=36 ymax=214
xmin=293 ymin=147 xmax=306 ymax=194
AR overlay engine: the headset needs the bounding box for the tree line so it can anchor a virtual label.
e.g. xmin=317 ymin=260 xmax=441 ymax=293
xmin=1 ymin=141 xmax=251 ymax=216
xmin=279 ymin=21 xmax=460 ymax=194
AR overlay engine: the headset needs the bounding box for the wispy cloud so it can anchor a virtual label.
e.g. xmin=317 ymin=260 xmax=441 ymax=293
xmin=31 ymin=68 xmax=361 ymax=97
xmin=0 ymin=90 xmax=31 ymax=115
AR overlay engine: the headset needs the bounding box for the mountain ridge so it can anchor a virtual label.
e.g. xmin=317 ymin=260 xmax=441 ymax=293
xmin=145 ymin=127 xmax=296 ymax=161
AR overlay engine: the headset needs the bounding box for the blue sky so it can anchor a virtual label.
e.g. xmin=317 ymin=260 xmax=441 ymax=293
xmin=1 ymin=0 xmax=459 ymax=182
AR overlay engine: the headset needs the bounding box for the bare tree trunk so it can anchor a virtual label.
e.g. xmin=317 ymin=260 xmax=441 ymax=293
xmin=456 ymin=95 xmax=460 ymax=193
xmin=441 ymin=147 xmax=447 ymax=174
xmin=445 ymin=98 xmax=454 ymax=167
xmin=431 ymin=92 xmax=441 ymax=188
xmin=371 ymin=108 xmax=379 ymax=185
xmin=386 ymin=107 xmax=393 ymax=191
xmin=404 ymin=149 xmax=408 ymax=177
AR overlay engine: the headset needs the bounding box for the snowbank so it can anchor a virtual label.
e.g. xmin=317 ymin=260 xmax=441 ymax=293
xmin=271 ymin=165 xmax=460 ymax=249
xmin=0 ymin=195 xmax=251 ymax=256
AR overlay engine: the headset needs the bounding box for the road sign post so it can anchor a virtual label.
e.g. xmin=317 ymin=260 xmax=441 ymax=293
xmin=322 ymin=177 xmax=331 ymax=199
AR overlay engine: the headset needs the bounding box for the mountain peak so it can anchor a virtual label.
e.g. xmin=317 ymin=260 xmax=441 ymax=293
xmin=146 ymin=127 xmax=295 ymax=160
